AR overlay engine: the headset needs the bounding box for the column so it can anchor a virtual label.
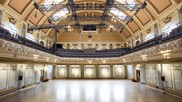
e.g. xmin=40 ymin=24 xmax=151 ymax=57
xmin=81 ymin=65 xmax=84 ymax=79
xmin=178 ymin=7 xmax=182 ymax=23
xmin=140 ymin=33 xmax=143 ymax=43
xmin=110 ymin=65 xmax=114 ymax=78
xmin=154 ymin=23 xmax=159 ymax=37
xmin=95 ymin=65 xmax=100 ymax=79
xmin=67 ymin=65 xmax=70 ymax=78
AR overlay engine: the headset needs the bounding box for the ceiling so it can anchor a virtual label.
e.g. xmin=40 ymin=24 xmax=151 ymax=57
xmin=1 ymin=0 xmax=181 ymax=42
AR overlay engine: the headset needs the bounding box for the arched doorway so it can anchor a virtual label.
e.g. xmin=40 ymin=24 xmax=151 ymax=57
xmin=40 ymin=41 xmax=44 ymax=46
xmin=135 ymin=40 xmax=140 ymax=46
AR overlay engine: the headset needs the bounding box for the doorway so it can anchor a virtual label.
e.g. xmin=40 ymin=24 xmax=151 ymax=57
xmin=136 ymin=70 xmax=140 ymax=82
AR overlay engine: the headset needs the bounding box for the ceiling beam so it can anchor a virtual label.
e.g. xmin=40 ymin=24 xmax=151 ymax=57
xmin=39 ymin=3 xmax=142 ymax=11
xmin=67 ymin=0 xmax=81 ymax=32
xmin=99 ymin=0 xmax=115 ymax=33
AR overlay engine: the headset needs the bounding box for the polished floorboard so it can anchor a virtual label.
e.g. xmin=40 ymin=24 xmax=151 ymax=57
xmin=0 ymin=80 xmax=181 ymax=102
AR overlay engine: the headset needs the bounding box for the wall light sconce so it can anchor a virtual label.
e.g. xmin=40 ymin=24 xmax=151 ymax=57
xmin=123 ymin=59 xmax=126 ymax=63
xmin=54 ymin=59 xmax=57 ymax=63
xmin=46 ymin=57 xmax=49 ymax=62
xmin=33 ymin=57 xmax=38 ymax=61
xmin=141 ymin=55 xmax=147 ymax=61
xmin=102 ymin=60 xmax=106 ymax=64
xmin=163 ymin=53 xmax=170 ymax=59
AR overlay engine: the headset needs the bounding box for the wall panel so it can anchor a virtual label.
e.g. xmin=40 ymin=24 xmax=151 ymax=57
xmin=24 ymin=65 xmax=34 ymax=85
xmin=145 ymin=64 xmax=157 ymax=85
xmin=57 ymin=65 xmax=67 ymax=78
xmin=127 ymin=65 xmax=134 ymax=79
xmin=0 ymin=69 xmax=8 ymax=90
xmin=84 ymin=65 xmax=95 ymax=78
xmin=69 ymin=65 xmax=81 ymax=78
xmin=113 ymin=65 xmax=124 ymax=78
xmin=8 ymin=64 xmax=17 ymax=88
xmin=173 ymin=69 xmax=182 ymax=91
xmin=99 ymin=65 xmax=111 ymax=78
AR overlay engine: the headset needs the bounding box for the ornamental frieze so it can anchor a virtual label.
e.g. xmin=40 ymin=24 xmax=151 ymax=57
xmin=160 ymin=44 xmax=168 ymax=51
xmin=0 ymin=63 xmax=8 ymax=69
xmin=14 ymin=45 xmax=19 ymax=52
xmin=172 ymin=64 xmax=181 ymax=69
xmin=176 ymin=39 xmax=182 ymax=48
xmin=0 ymin=38 xmax=55 ymax=61
xmin=10 ymin=64 xmax=17 ymax=70
xmin=167 ymin=42 xmax=176 ymax=50
xmin=0 ymin=38 xmax=181 ymax=62
xmin=20 ymin=46 xmax=25 ymax=53
xmin=155 ymin=46 xmax=161 ymax=53
xmin=122 ymin=38 xmax=182 ymax=60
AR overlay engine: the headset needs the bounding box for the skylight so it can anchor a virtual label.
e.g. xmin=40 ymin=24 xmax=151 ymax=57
xmin=43 ymin=0 xmax=64 ymax=10
xmin=116 ymin=0 xmax=136 ymax=10
xmin=110 ymin=8 xmax=127 ymax=20
xmin=52 ymin=8 xmax=69 ymax=21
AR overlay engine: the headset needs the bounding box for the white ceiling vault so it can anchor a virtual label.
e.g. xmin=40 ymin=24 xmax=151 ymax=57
xmin=0 ymin=0 xmax=181 ymax=42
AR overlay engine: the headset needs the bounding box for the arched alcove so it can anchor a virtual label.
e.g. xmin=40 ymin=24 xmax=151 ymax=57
xmin=25 ymin=33 xmax=35 ymax=41
xmin=3 ymin=22 xmax=19 ymax=35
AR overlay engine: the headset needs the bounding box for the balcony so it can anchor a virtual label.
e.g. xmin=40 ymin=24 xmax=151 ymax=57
xmin=0 ymin=22 xmax=182 ymax=58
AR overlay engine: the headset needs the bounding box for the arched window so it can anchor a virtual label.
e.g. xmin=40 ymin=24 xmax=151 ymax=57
xmin=25 ymin=33 xmax=34 ymax=41
xmin=162 ymin=24 xmax=177 ymax=36
xmin=3 ymin=23 xmax=19 ymax=35
xmin=146 ymin=33 xmax=155 ymax=41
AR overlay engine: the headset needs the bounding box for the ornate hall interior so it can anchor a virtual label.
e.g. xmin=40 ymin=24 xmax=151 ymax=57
xmin=0 ymin=0 xmax=182 ymax=102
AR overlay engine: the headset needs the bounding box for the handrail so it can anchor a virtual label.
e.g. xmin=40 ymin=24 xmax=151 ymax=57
xmin=0 ymin=23 xmax=46 ymax=48
xmin=0 ymin=26 xmax=52 ymax=54
xmin=0 ymin=21 xmax=182 ymax=58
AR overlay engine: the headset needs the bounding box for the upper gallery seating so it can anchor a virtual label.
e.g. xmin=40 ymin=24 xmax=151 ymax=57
xmin=0 ymin=22 xmax=182 ymax=57
xmin=55 ymin=48 xmax=131 ymax=57
xmin=0 ymin=26 xmax=52 ymax=53
xmin=130 ymin=24 xmax=182 ymax=53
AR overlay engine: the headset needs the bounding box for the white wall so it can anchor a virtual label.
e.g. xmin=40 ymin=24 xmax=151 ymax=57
xmin=0 ymin=63 xmax=18 ymax=91
xmin=145 ymin=64 xmax=158 ymax=85
xmin=127 ymin=65 xmax=134 ymax=79
xmin=130 ymin=63 xmax=182 ymax=92
xmin=162 ymin=64 xmax=182 ymax=91
xmin=34 ymin=65 xmax=44 ymax=84
xmin=113 ymin=65 xmax=125 ymax=78
xmin=0 ymin=63 xmax=53 ymax=94
xmin=46 ymin=65 xmax=53 ymax=79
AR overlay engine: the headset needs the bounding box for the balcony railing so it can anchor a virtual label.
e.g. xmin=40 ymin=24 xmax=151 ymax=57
xmin=55 ymin=48 xmax=131 ymax=57
xmin=0 ymin=22 xmax=182 ymax=58
xmin=129 ymin=22 xmax=182 ymax=53
xmin=0 ymin=25 xmax=52 ymax=54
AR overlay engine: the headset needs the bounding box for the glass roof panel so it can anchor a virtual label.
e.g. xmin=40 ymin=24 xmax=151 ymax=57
xmin=43 ymin=0 xmax=64 ymax=10
xmin=52 ymin=8 xmax=69 ymax=21
xmin=117 ymin=12 xmax=126 ymax=20
xmin=110 ymin=8 xmax=127 ymax=20
xmin=116 ymin=0 xmax=136 ymax=9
